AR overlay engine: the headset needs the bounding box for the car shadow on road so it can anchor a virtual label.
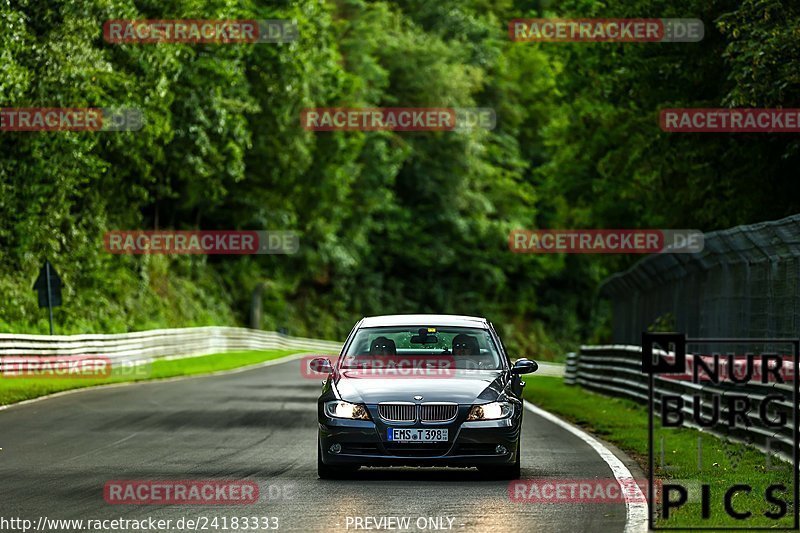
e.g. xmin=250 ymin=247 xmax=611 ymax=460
xmin=314 ymin=464 xmax=554 ymax=484
xmin=318 ymin=467 xmax=527 ymax=483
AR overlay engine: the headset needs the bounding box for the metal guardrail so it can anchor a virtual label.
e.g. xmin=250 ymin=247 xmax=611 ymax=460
xmin=564 ymin=346 xmax=795 ymax=459
xmin=0 ymin=327 xmax=343 ymax=364
xmin=0 ymin=327 xmax=569 ymax=375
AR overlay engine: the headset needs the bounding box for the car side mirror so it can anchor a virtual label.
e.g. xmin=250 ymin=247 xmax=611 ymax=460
xmin=510 ymin=358 xmax=538 ymax=375
xmin=309 ymin=357 xmax=333 ymax=374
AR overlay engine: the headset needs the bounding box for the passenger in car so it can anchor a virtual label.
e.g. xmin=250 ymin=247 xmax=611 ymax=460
xmin=369 ymin=336 xmax=397 ymax=356
xmin=452 ymin=334 xmax=495 ymax=369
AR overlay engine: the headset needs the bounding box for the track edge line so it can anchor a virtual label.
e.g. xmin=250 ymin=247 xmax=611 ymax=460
xmin=523 ymin=400 xmax=648 ymax=533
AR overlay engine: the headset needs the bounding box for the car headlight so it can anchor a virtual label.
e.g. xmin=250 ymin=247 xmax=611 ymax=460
xmin=467 ymin=401 xmax=513 ymax=421
xmin=324 ymin=400 xmax=371 ymax=420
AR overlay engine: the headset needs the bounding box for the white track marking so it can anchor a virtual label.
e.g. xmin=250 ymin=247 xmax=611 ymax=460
xmin=524 ymin=401 xmax=648 ymax=533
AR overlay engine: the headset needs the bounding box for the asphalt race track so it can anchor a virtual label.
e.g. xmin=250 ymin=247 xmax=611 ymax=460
xmin=0 ymin=356 xmax=631 ymax=533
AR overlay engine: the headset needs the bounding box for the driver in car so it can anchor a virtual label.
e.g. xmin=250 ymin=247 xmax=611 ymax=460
xmin=452 ymin=334 xmax=490 ymax=370
xmin=452 ymin=333 xmax=479 ymax=356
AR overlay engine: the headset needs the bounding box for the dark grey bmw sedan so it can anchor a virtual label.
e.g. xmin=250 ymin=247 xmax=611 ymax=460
xmin=311 ymin=314 xmax=538 ymax=479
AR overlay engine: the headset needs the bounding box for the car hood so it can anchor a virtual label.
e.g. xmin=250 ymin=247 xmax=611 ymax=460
xmin=333 ymin=370 xmax=506 ymax=404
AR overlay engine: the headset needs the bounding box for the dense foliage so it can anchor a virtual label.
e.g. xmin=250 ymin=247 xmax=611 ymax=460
xmin=1 ymin=0 xmax=797 ymax=358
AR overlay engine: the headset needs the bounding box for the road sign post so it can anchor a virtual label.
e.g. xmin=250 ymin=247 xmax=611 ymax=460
xmin=33 ymin=260 xmax=62 ymax=335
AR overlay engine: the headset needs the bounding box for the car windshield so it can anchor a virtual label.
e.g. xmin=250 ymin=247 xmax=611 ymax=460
xmin=341 ymin=326 xmax=504 ymax=370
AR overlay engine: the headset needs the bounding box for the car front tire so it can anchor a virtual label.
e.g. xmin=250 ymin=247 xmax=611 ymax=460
xmin=479 ymin=440 xmax=521 ymax=480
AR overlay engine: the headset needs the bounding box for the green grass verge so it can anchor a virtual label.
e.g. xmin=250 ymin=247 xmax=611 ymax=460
xmin=0 ymin=349 xmax=302 ymax=406
xmin=523 ymin=376 xmax=795 ymax=529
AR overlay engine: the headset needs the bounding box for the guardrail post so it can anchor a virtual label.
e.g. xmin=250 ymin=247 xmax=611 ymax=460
xmin=564 ymin=352 xmax=578 ymax=385
xmin=250 ymin=282 xmax=265 ymax=329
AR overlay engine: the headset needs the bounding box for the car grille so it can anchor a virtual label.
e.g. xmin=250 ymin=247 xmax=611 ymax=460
xmin=420 ymin=403 xmax=457 ymax=422
xmin=378 ymin=403 xmax=416 ymax=422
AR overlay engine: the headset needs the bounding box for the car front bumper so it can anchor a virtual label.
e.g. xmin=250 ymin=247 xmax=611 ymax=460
xmin=318 ymin=408 xmax=522 ymax=468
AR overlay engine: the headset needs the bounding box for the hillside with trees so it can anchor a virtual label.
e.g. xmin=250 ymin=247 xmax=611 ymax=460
xmin=1 ymin=0 xmax=798 ymax=358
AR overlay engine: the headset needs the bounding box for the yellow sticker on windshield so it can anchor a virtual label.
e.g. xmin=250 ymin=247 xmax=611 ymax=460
xmin=427 ymin=327 xmax=436 ymax=333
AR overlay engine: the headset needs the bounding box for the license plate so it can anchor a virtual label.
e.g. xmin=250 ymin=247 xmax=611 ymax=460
xmin=387 ymin=428 xmax=448 ymax=442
